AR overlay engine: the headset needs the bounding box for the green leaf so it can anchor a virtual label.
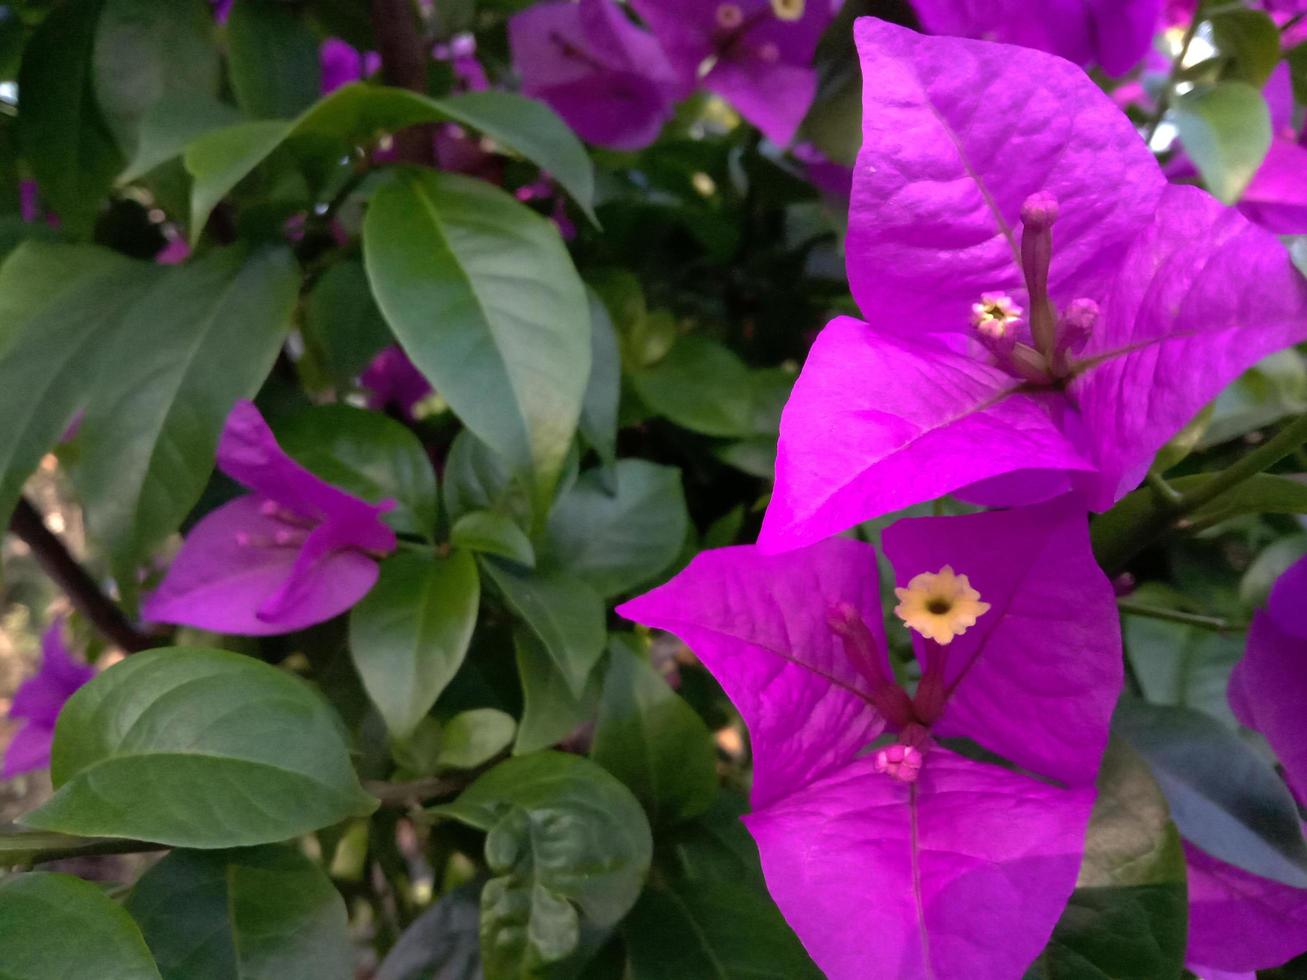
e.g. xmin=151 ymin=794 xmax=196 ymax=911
xmin=23 ymin=647 xmax=377 ymax=847
xmin=579 ymin=289 xmax=621 ymax=468
xmin=74 ymin=246 xmax=299 ymax=583
xmin=126 ymin=845 xmax=351 ymax=980
xmin=631 ymin=337 xmax=755 ymax=437
xmin=376 ymin=882 xmax=482 ymax=980
xmin=1241 ymin=534 xmax=1307 ymax=608
xmin=364 ymin=170 xmax=589 ymax=508
xmin=442 ymin=429 xmax=533 ymax=528
xmin=542 ymin=460 xmax=688 ymax=598
xmin=434 ymin=753 xmax=653 ymax=980
xmin=452 ymin=510 xmax=536 ymax=567
xmin=1200 ymin=350 xmax=1307 ymax=450
xmin=1290 ymin=41 xmax=1307 ymax=106
xmin=1124 ymin=599 xmax=1245 ymax=727
xmin=513 ymin=629 xmax=602 ymax=756
xmin=349 ymin=550 xmax=480 ymax=741
xmin=623 ymin=880 xmax=821 ymax=980
xmin=436 ymin=708 xmax=517 ymax=771
xmin=17 ymin=0 xmax=123 ymax=235
xmin=0 ymin=872 xmax=162 ymax=980
xmin=119 ymin=94 xmax=246 ymax=184
xmin=93 ymin=0 xmax=219 ymax=159
xmin=227 ymin=0 xmax=321 ymax=119
xmin=1114 ymin=698 xmax=1307 ymax=888
xmin=482 ymin=559 xmax=606 ymax=697
xmin=186 ymin=84 xmax=596 ymax=239
xmin=303 ymin=259 xmax=393 ymax=388
xmin=1210 ymin=9 xmax=1282 ymax=87
xmin=592 ymin=638 xmax=717 ymax=827
xmin=1174 ymin=81 xmax=1271 ymax=204
xmin=277 ymin=403 xmax=438 ymax=539
xmin=658 ymin=792 xmax=766 ymax=886
xmin=1027 ymin=739 xmax=1187 ymax=980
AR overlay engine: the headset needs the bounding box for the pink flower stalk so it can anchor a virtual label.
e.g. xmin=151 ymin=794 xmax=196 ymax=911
xmin=619 ymin=499 xmax=1122 ymax=979
xmin=761 ymin=19 xmax=1307 ymax=551
xmin=142 ymin=401 xmax=396 ymax=635
xmin=2 ymin=619 xmax=94 ymax=778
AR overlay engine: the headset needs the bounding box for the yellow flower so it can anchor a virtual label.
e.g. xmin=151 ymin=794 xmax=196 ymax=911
xmin=771 ymin=0 xmax=805 ymax=21
xmin=893 ymin=566 xmax=991 ymax=645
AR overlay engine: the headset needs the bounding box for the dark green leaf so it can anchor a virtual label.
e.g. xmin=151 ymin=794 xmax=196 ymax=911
xmin=513 ymin=629 xmax=602 ymax=756
xmin=349 ymin=550 xmax=481 ymax=740
xmin=452 ymin=510 xmax=536 ymax=567
xmin=658 ymin=792 xmax=766 ymax=886
xmin=23 ymin=647 xmax=377 ymax=847
xmin=227 ymin=0 xmax=321 ymax=119
xmin=631 ymin=337 xmax=755 ymax=437
xmin=1115 ymin=698 xmax=1307 ymax=888
xmin=364 ymin=170 xmax=589 ymax=507
xmin=18 ymin=0 xmax=123 ymax=234
xmin=0 ymin=872 xmax=162 ymax=980
xmin=442 ymin=429 xmax=533 ymax=529
xmin=74 ymin=246 xmax=299 ymax=583
xmin=126 ymin=845 xmax=351 ymax=980
xmin=579 ymin=289 xmax=621 ymax=468
xmin=434 ymin=753 xmax=652 ymax=980
xmin=592 ymin=638 xmax=717 ymax=827
xmin=277 ymin=403 xmax=438 ymax=539
xmin=1174 ymin=81 xmax=1271 ymax=204
xmin=542 ymin=460 xmax=688 ymax=598
xmin=1200 ymin=350 xmax=1307 ymax=449
xmin=93 ymin=0 xmax=219 ymax=159
xmin=119 ymin=94 xmax=246 ymax=184
xmin=1210 ymin=9 xmax=1281 ymax=87
xmin=376 ymin=883 xmax=483 ymax=980
xmin=303 ymin=259 xmax=393 ymax=388
xmin=1290 ymin=42 xmax=1307 ymax=105
xmin=1028 ymin=739 xmax=1187 ymax=980
xmin=1241 ymin=535 xmax=1307 ymax=608
xmin=623 ymin=880 xmax=821 ymax=980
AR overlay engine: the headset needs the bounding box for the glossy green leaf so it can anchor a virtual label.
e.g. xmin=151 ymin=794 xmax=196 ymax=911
xmin=23 ymin=647 xmax=377 ymax=847
xmin=442 ymin=430 xmax=533 ymax=529
xmin=436 ymin=708 xmax=517 ymax=771
xmin=0 ymin=872 xmax=162 ymax=980
xmin=1174 ymin=81 xmax=1271 ymax=204
xmin=74 ymin=246 xmax=299 ymax=582
xmin=303 ymin=259 xmax=393 ymax=388
xmin=364 ymin=170 xmax=589 ymax=507
xmin=376 ymin=883 xmax=482 ymax=980
xmin=349 ymin=550 xmax=481 ymax=740
xmin=93 ymin=0 xmax=218 ymax=159
xmin=1027 ymin=739 xmax=1187 ymax=980
xmin=1210 ymin=9 xmax=1281 ymax=87
xmin=126 ymin=845 xmax=351 ymax=980
xmin=632 ymin=337 xmax=755 ymax=437
xmin=624 ymin=880 xmax=821 ymax=980
xmin=452 ymin=510 xmax=536 ymax=567
xmin=592 ymin=639 xmax=717 ymax=827
xmin=580 ymin=289 xmax=621 ymax=468
xmin=227 ymin=0 xmax=321 ymax=119
xmin=1115 ymin=698 xmax=1307 ymax=887
xmin=277 ymin=403 xmax=438 ymax=539
xmin=434 ymin=753 xmax=652 ymax=979
xmin=119 ymin=93 xmax=245 ymax=184
xmin=17 ymin=0 xmax=123 ymax=235
xmin=512 ymin=629 xmax=602 ymax=756
xmin=482 ymin=559 xmax=606 ymax=697
xmin=186 ymin=83 xmax=595 ymax=238
xmin=542 ymin=460 xmax=688 ymax=598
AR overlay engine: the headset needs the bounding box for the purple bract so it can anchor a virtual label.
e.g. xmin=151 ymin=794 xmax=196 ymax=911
xmin=2 ymin=618 xmax=94 ymax=778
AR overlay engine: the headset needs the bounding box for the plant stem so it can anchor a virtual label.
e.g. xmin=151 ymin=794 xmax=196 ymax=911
xmin=1117 ymin=598 xmax=1244 ymax=633
xmin=8 ymin=497 xmax=160 ymax=653
xmin=370 ymin=0 xmax=434 ymax=165
xmin=1175 ymin=412 xmax=1307 ymax=513
xmin=1145 ymin=470 xmax=1184 ymax=508
xmin=0 ymin=829 xmax=167 ymax=868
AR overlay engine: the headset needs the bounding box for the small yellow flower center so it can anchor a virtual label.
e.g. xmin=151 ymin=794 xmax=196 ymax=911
xmin=716 ymin=2 xmax=744 ymax=28
xmin=771 ymin=0 xmax=805 ymax=20
xmin=893 ymin=565 xmax=991 ymax=645
xmin=971 ymin=292 xmax=1022 ymax=339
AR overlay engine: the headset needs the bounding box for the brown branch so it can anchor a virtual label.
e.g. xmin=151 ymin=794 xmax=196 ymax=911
xmin=370 ymin=0 xmax=434 ymax=164
xmin=8 ymin=496 xmax=159 ymax=653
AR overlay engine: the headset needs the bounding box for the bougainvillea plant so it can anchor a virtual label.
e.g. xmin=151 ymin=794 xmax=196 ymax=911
xmin=0 ymin=1 xmax=1305 ymax=979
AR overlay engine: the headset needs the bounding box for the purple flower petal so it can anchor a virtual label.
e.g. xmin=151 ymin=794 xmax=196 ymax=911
xmin=1184 ymin=840 xmax=1307 ymax=972
xmin=704 ymin=57 xmax=816 ymax=147
xmin=617 ymin=537 xmax=887 ymax=809
xmin=846 ymin=18 xmax=1165 ymax=342
xmin=1070 ymin=185 xmax=1307 ymax=508
xmin=745 ymin=749 xmax=1095 ymax=979
xmin=3 ymin=618 xmax=94 ymax=778
xmin=360 ymin=345 xmax=434 ymax=421
xmin=1238 ymin=139 xmax=1307 ymax=235
xmin=881 ymin=498 xmax=1121 ymax=785
xmin=759 ymin=316 xmax=1091 ymax=551
xmin=320 ymin=38 xmax=375 ymax=94
xmin=1267 ymin=554 xmax=1307 ymax=640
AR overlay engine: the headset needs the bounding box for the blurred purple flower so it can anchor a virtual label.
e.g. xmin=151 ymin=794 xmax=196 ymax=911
xmin=791 ymin=143 xmax=853 ymax=199
xmin=620 ymin=499 xmax=1121 ymax=979
xmin=142 ymin=401 xmax=396 ymax=636
xmin=761 ymin=19 xmax=1307 ymax=551
xmin=320 ymin=38 xmax=381 ymax=95
xmin=910 ymin=0 xmax=1164 ymax=76
xmin=630 ymin=0 xmax=834 ymax=145
xmin=434 ymin=32 xmax=490 ymax=92
xmin=210 ymin=0 xmax=233 ymax=23
xmin=509 ymin=0 xmax=683 ymax=151
xmin=360 ymin=345 xmax=434 ymax=420
xmin=2 ymin=618 xmax=94 ymax=779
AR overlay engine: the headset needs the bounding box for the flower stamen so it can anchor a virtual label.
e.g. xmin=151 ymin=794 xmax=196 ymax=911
xmin=893 ymin=566 xmax=991 ymax=645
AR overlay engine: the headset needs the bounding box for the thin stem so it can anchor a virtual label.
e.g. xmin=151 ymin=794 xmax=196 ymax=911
xmin=1117 ymin=598 xmax=1244 ymax=633
xmin=0 ymin=829 xmax=167 ymax=868
xmin=1146 ymin=470 xmax=1185 ymax=509
xmin=370 ymin=0 xmax=433 ymax=165
xmin=8 ymin=497 xmax=160 ymax=653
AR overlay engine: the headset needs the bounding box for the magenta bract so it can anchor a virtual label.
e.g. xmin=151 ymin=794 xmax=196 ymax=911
xmin=2 ymin=619 xmax=94 ymax=778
